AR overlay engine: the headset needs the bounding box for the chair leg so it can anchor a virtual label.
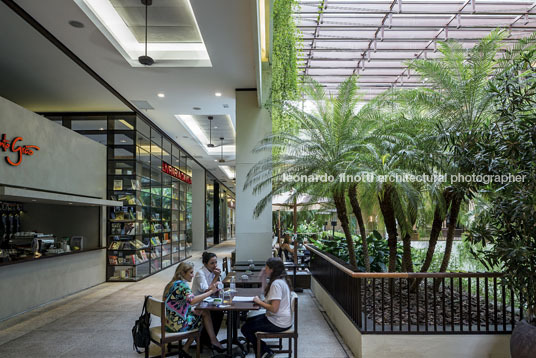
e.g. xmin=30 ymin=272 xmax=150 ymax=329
xmin=161 ymin=343 xmax=165 ymax=358
xmin=196 ymin=334 xmax=201 ymax=358
xmin=294 ymin=337 xmax=298 ymax=358
xmin=288 ymin=338 xmax=292 ymax=358
xmin=257 ymin=337 xmax=262 ymax=358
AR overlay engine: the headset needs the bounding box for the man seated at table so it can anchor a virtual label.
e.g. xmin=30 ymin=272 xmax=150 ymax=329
xmin=241 ymin=257 xmax=292 ymax=358
xmin=191 ymin=251 xmax=225 ymax=348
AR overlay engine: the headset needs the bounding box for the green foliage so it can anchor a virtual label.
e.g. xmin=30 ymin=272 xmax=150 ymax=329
xmin=310 ymin=230 xmax=402 ymax=272
xmin=466 ymin=37 xmax=536 ymax=323
xmin=271 ymin=0 xmax=300 ymax=134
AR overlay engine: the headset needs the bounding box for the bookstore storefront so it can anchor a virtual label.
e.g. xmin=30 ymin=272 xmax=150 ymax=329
xmin=0 ymin=96 xmax=119 ymax=321
xmin=44 ymin=113 xmax=195 ymax=282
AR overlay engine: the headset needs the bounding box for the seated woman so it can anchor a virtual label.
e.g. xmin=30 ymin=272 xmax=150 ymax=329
xmin=162 ymin=262 xmax=225 ymax=357
xmin=279 ymin=234 xmax=294 ymax=262
xmin=191 ymin=252 xmax=225 ymax=347
xmin=241 ymin=257 xmax=292 ymax=358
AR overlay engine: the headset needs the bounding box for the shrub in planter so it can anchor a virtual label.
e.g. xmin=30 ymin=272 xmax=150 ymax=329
xmin=466 ymin=38 xmax=536 ymax=357
xmin=312 ymin=230 xmax=402 ymax=272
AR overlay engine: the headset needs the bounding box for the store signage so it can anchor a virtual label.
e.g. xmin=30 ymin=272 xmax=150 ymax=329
xmin=161 ymin=161 xmax=192 ymax=184
xmin=0 ymin=133 xmax=40 ymax=167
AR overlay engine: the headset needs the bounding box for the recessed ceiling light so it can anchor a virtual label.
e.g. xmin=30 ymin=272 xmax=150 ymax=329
xmin=120 ymin=140 xmax=126 ymax=143
xmin=31 ymin=199 xmax=37 ymax=202
xmin=69 ymin=20 xmax=84 ymax=28
xmin=99 ymin=127 xmax=104 ymax=130
xmin=214 ymin=126 xmax=218 ymax=129
xmin=157 ymin=93 xmax=165 ymax=98
xmin=215 ymin=92 xmax=222 ymax=97
xmin=193 ymin=107 xmax=201 ymax=110
xmin=68 ymin=202 xmax=73 ymax=205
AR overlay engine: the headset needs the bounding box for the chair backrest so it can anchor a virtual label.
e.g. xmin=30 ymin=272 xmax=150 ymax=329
xmin=222 ymin=257 xmax=228 ymax=275
xmin=146 ymin=296 xmax=166 ymax=341
xmin=290 ymin=292 xmax=298 ymax=332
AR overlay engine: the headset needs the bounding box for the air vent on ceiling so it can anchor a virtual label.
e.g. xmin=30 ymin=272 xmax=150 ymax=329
xmin=131 ymin=100 xmax=154 ymax=110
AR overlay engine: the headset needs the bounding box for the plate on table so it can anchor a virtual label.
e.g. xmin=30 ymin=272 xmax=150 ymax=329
xmin=203 ymin=297 xmax=214 ymax=303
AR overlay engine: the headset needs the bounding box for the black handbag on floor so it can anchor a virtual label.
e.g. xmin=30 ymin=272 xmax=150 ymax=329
xmin=132 ymin=295 xmax=152 ymax=354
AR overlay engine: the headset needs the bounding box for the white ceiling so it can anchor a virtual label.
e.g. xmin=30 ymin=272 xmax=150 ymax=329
xmin=2 ymin=0 xmax=259 ymax=190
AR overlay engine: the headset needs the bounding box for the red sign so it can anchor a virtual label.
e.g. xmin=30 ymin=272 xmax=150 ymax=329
xmin=0 ymin=134 xmax=40 ymax=167
xmin=162 ymin=161 xmax=192 ymax=184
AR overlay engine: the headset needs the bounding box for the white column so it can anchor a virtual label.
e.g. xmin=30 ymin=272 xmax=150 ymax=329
xmin=235 ymin=90 xmax=272 ymax=262
xmin=191 ymin=166 xmax=206 ymax=251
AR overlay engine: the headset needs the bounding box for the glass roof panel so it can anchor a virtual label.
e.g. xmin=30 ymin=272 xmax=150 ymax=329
xmin=296 ymin=0 xmax=536 ymax=99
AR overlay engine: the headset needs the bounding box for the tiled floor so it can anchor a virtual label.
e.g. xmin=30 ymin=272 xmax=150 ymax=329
xmin=0 ymin=240 xmax=351 ymax=358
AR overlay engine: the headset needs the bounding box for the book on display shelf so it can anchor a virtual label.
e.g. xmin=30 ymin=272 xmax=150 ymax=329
xmin=113 ymin=180 xmax=123 ymax=191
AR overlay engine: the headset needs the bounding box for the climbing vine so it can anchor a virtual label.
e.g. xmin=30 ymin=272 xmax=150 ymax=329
xmin=270 ymin=0 xmax=300 ymax=134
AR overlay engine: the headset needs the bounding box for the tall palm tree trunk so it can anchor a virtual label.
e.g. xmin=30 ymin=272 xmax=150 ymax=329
xmin=333 ymin=190 xmax=358 ymax=269
xmin=438 ymin=195 xmax=462 ymax=273
xmin=420 ymin=189 xmax=452 ymax=273
xmin=411 ymin=190 xmax=452 ymax=291
xmin=378 ymin=186 xmax=398 ymax=272
xmin=402 ymin=232 xmax=415 ymax=273
xmin=348 ymin=184 xmax=370 ymax=272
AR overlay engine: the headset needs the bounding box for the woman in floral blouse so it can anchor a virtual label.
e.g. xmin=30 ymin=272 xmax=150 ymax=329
xmin=163 ymin=262 xmax=225 ymax=356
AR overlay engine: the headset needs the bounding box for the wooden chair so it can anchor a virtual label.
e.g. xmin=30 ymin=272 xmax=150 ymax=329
xmin=222 ymin=257 xmax=229 ymax=275
xmin=145 ymin=296 xmax=201 ymax=358
xmin=255 ymin=292 xmax=298 ymax=358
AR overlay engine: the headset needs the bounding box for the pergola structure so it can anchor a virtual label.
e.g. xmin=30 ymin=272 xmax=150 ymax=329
xmin=296 ymin=0 xmax=536 ymax=100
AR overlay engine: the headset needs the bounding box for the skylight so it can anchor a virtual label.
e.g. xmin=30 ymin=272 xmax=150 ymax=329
xmin=75 ymin=0 xmax=211 ymax=67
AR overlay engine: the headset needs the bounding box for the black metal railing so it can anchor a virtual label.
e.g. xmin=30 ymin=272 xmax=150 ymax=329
xmin=307 ymin=245 xmax=523 ymax=334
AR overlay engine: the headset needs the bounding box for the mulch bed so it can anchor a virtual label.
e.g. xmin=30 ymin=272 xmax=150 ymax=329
xmin=362 ymin=279 xmax=512 ymax=328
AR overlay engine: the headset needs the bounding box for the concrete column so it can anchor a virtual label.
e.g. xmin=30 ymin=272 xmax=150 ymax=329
xmin=191 ymin=166 xmax=206 ymax=251
xmin=235 ymin=90 xmax=272 ymax=262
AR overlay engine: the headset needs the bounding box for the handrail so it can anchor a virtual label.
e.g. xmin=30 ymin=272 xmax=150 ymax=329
xmin=305 ymin=244 xmax=504 ymax=279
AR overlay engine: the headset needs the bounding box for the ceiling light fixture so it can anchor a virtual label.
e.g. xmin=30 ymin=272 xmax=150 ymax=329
xmin=207 ymin=116 xmax=215 ymax=148
xmin=219 ymin=165 xmax=235 ymax=179
xmin=215 ymin=92 xmax=222 ymax=97
xmin=69 ymin=20 xmax=85 ymax=28
xmin=157 ymin=93 xmax=165 ymax=98
xmin=218 ymin=137 xmax=225 ymax=163
xmin=138 ymin=0 xmax=154 ymax=66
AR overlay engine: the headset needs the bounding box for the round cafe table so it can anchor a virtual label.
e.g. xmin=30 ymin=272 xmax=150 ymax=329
xmin=196 ymin=287 xmax=262 ymax=357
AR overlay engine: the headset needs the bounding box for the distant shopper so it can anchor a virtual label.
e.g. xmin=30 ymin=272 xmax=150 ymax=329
xmin=162 ymin=262 xmax=225 ymax=356
xmin=191 ymin=252 xmax=225 ymax=347
xmin=279 ymin=234 xmax=294 ymax=261
xmin=241 ymin=257 xmax=292 ymax=358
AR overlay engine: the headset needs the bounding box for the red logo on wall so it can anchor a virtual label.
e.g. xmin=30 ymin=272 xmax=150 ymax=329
xmin=162 ymin=161 xmax=192 ymax=184
xmin=0 ymin=134 xmax=40 ymax=166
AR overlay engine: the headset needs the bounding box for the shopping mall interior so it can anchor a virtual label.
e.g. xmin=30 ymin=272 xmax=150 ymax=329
xmin=1 ymin=0 xmax=535 ymax=357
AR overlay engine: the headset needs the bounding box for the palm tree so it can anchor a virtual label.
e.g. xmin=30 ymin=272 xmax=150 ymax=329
xmin=244 ymin=76 xmax=371 ymax=269
xmin=406 ymin=29 xmax=505 ymax=272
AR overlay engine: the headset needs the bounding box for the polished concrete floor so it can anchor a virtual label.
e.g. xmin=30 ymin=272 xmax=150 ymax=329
xmin=0 ymin=240 xmax=351 ymax=357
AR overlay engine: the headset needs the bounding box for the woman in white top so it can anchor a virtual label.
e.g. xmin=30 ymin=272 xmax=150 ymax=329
xmin=191 ymin=252 xmax=225 ymax=349
xmin=241 ymin=257 xmax=292 ymax=358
